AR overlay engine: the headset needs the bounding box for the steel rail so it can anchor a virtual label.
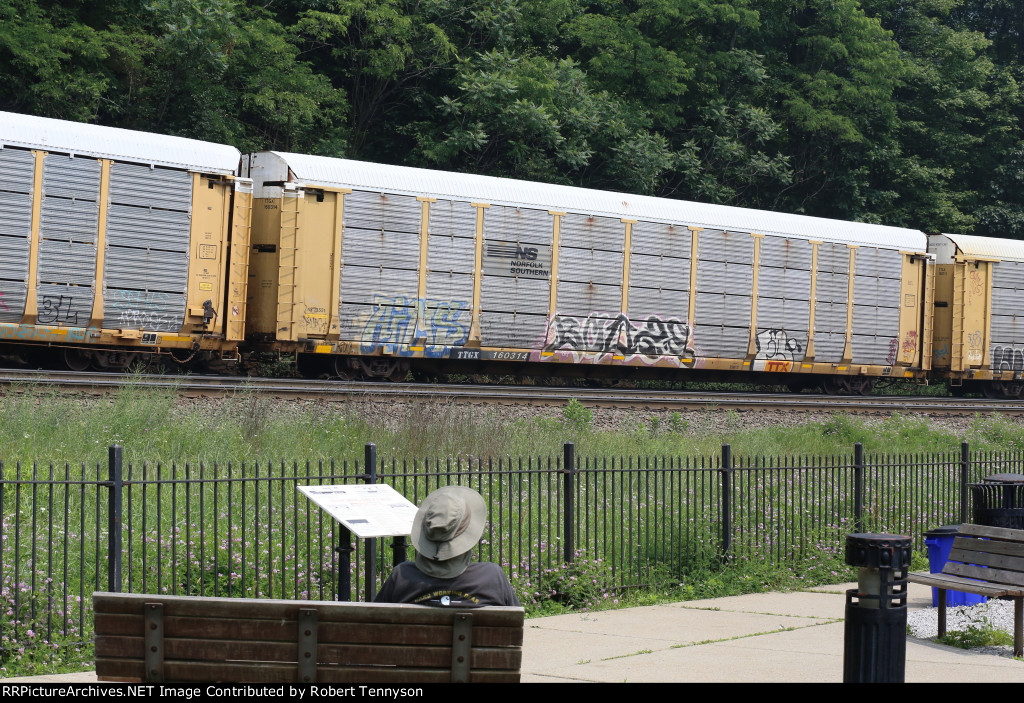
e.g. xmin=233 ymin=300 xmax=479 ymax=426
xmin=1 ymin=367 xmax=1020 ymax=414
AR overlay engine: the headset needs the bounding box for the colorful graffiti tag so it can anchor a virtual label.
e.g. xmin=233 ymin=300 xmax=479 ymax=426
xmin=359 ymin=294 xmax=470 ymax=357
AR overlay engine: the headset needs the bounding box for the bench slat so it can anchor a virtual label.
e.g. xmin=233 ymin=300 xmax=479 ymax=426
xmin=93 ymin=593 xmax=524 ymax=627
xmin=955 ymin=523 xmax=1024 ymax=541
xmin=943 ymin=561 xmax=1024 ymax=587
xmin=95 ymin=659 xmax=521 ymax=684
xmin=950 ymin=537 xmax=1024 ymax=560
xmin=907 ymin=573 xmax=1022 ymax=598
xmin=94 ymin=613 xmax=523 ymax=647
xmin=96 ymin=635 xmax=522 ymax=670
xmin=946 ymin=547 xmax=1024 ymax=574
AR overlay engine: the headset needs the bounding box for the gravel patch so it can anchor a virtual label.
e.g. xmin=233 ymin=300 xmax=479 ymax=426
xmin=908 ymin=599 xmax=1022 ymax=659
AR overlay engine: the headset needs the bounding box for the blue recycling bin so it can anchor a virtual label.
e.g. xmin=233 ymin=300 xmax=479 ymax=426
xmin=923 ymin=525 xmax=986 ymax=607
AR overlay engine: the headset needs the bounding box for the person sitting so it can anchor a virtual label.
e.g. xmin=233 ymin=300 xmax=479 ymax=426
xmin=374 ymin=486 xmax=521 ymax=607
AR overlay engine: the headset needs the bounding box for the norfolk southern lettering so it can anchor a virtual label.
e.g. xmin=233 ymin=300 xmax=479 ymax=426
xmin=485 ymin=242 xmax=550 ymax=278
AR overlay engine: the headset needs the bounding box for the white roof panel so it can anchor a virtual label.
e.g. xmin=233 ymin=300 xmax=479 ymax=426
xmin=0 ymin=111 xmax=240 ymax=175
xmin=252 ymin=151 xmax=926 ymax=251
xmin=934 ymin=232 xmax=1024 ymax=263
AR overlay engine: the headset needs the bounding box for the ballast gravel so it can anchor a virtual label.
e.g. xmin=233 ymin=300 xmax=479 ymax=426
xmin=907 ymin=599 xmax=1021 ymax=658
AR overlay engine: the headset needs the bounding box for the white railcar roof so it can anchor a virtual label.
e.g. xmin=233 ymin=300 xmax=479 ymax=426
xmin=254 ymin=151 xmax=926 ymax=251
xmin=934 ymin=232 xmax=1024 ymax=263
xmin=0 ymin=111 xmax=240 ymax=175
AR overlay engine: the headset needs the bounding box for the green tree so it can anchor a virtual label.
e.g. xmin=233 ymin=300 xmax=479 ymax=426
xmin=0 ymin=0 xmax=109 ymax=119
xmin=406 ymin=49 xmax=674 ymax=187
xmin=755 ymin=0 xmax=906 ymax=220
xmin=293 ymin=0 xmax=456 ymax=158
xmin=856 ymin=0 xmax=994 ymax=231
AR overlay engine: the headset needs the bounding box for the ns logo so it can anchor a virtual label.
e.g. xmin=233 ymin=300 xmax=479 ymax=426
xmin=488 ymin=242 xmax=539 ymax=260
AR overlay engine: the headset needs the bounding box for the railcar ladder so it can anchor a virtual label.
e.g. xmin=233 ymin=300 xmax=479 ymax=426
xmin=226 ymin=181 xmax=253 ymax=346
xmin=950 ymin=262 xmax=965 ymax=373
xmin=277 ymin=190 xmax=301 ymax=342
xmin=920 ymin=258 xmax=935 ymax=371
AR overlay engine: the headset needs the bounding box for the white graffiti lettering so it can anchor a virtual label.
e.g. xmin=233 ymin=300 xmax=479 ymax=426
xmin=544 ymin=313 xmax=692 ymax=359
xmin=992 ymin=345 xmax=1024 ymax=372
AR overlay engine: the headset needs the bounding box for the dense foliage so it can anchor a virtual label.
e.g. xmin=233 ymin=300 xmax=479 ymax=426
xmin=3 ymin=0 xmax=1023 ymax=235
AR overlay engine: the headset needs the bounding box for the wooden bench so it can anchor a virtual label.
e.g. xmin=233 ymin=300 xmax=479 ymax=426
xmin=907 ymin=523 xmax=1024 ymax=657
xmin=93 ymin=592 xmax=524 ymax=683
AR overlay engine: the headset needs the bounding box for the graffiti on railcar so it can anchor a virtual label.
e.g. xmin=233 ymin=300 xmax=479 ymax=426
xmin=38 ymin=295 xmax=79 ymax=325
xmin=302 ymin=304 xmax=329 ymax=335
xmin=0 ymin=323 xmax=98 ymax=342
xmin=543 ymin=313 xmax=693 ymax=361
xmin=752 ymin=328 xmax=804 ymax=372
xmin=359 ymin=294 xmax=469 ymax=357
xmin=969 ymin=269 xmax=984 ymax=297
xmin=992 ymin=345 xmax=1024 ymax=372
xmin=967 ymin=329 xmax=984 ymax=364
xmin=887 ymin=338 xmax=899 ymax=365
xmin=110 ymin=290 xmax=177 ymax=330
xmin=902 ymin=330 xmax=918 ymax=355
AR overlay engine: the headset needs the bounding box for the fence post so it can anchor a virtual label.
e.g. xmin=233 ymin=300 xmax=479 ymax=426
xmin=960 ymin=441 xmax=970 ymax=523
xmin=563 ymin=442 xmax=575 ymax=564
xmin=854 ymin=442 xmax=864 ymax=534
xmin=720 ymin=444 xmax=732 ymax=562
xmin=107 ymin=445 xmax=123 ymax=593
xmin=363 ymin=442 xmax=378 ymax=602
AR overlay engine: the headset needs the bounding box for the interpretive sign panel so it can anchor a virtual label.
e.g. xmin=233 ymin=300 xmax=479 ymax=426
xmin=299 ymin=484 xmax=418 ymax=538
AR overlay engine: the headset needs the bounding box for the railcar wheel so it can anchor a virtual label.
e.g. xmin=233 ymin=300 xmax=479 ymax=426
xmin=62 ymin=348 xmax=91 ymax=371
xmin=388 ymin=363 xmax=410 ymax=382
xmin=848 ymin=377 xmax=875 ymax=396
xmin=822 ymin=377 xmax=844 ymax=395
xmin=330 ymin=356 xmax=357 ymax=381
xmin=983 ymin=383 xmax=1003 ymax=399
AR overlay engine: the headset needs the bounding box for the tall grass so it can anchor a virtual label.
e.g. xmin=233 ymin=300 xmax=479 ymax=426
xmin=3 ymin=381 xmax=1022 ymax=465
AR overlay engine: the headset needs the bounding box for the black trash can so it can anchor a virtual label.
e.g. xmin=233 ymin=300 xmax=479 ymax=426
xmin=970 ymin=479 xmax=1024 ymax=529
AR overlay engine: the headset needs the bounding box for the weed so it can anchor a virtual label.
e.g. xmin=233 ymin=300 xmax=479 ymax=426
xmin=667 ymin=412 xmax=687 ymax=434
xmin=561 ymin=399 xmax=593 ymax=437
xmin=936 ymin=616 xmax=1014 ymax=650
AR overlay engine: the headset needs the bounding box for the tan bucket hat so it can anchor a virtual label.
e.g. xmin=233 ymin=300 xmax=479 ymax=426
xmin=411 ymin=486 xmax=486 ymax=563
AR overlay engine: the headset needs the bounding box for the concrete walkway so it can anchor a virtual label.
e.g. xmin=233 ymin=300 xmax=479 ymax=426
xmin=5 ymin=582 xmax=1021 ymax=684
xmin=521 ymin=582 xmax=1023 ymax=683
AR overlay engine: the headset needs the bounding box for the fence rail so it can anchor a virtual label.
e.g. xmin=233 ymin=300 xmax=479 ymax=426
xmin=1 ymin=441 xmax=1018 ymax=670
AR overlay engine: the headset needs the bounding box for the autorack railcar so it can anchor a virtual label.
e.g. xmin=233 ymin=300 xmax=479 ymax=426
xmin=0 ymin=111 xmax=252 ymax=370
xmin=929 ymin=233 xmax=1024 ymax=397
xmin=243 ymin=151 xmax=933 ymax=393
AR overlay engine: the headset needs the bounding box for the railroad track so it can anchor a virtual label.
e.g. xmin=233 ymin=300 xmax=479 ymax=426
xmin=1 ymin=367 xmax=1020 ymax=415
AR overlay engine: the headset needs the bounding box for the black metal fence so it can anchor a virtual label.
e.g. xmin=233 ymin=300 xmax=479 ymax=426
xmin=1 ymin=441 xmax=1019 ymax=669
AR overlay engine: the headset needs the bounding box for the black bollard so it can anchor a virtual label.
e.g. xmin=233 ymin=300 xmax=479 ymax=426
xmin=843 ymin=533 xmax=912 ymax=683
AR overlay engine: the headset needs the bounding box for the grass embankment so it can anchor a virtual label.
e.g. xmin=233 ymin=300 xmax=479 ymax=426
xmin=2 ymin=380 xmax=1019 ymax=464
